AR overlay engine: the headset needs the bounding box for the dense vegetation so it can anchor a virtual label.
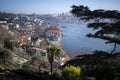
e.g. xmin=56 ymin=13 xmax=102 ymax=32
xmin=61 ymin=5 xmax=120 ymax=80
xmin=65 ymin=51 xmax=120 ymax=80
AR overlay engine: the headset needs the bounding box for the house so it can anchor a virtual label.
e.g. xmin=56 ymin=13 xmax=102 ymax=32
xmin=0 ymin=23 xmax=9 ymax=30
xmin=15 ymin=24 xmax=20 ymax=29
xmin=31 ymin=36 xmax=43 ymax=46
xmin=21 ymin=44 xmax=48 ymax=58
xmin=44 ymin=26 xmax=60 ymax=41
xmin=39 ymin=39 xmax=52 ymax=49
xmin=32 ymin=47 xmax=48 ymax=58
xmin=12 ymin=34 xmax=31 ymax=46
xmin=0 ymin=21 xmax=7 ymax=24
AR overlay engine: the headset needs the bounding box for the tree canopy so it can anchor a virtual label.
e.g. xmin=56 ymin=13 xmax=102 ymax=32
xmin=71 ymin=5 xmax=120 ymax=53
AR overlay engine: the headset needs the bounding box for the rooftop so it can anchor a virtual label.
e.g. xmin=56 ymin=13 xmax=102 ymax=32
xmin=47 ymin=25 xmax=59 ymax=30
xmin=46 ymin=30 xmax=59 ymax=33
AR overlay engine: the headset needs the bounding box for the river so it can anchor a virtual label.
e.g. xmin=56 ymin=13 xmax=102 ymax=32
xmin=58 ymin=22 xmax=119 ymax=58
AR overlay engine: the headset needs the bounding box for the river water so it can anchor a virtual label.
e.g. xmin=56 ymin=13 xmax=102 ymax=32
xmin=58 ymin=22 xmax=119 ymax=58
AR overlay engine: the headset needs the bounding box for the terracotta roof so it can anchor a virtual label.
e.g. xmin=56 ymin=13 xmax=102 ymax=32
xmin=48 ymin=26 xmax=59 ymax=30
xmin=46 ymin=30 xmax=59 ymax=33
xmin=21 ymin=27 xmax=33 ymax=31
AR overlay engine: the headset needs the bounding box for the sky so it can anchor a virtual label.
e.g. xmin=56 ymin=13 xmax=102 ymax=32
xmin=0 ymin=0 xmax=120 ymax=14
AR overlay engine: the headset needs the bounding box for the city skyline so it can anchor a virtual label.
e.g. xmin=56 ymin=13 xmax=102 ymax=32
xmin=0 ymin=0 xmax=120 ymax=14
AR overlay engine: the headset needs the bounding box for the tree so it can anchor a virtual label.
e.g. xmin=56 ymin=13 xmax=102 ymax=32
xmin=62 ymin=66 xmax=81 ymax=80
xmin=71 ymin=5 xmax=120 ymax=53
xmin=4 ymin=38 xmax=14 ymax=51
xmin=0 ymin=25 xmax=10 ymax=45
xmin=65 ymin=51 xmax=120 ymax=80
xmin=0 ymin=49 xmax=15 ymax=71
xmin=47 ymin=46 xmax=60 ymax=75
xmin=31 ymin=56 xmax=41 ymax=66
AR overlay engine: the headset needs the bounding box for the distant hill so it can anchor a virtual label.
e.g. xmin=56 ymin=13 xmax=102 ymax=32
xmin=0 ymin=12 xmax=17 ymax=20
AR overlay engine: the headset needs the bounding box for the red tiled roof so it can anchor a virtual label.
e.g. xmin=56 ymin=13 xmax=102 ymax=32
xmin=46 ymin=30 xmax=59 ymax=33
xmin=48 ymin=25 xmax=59 ymax=30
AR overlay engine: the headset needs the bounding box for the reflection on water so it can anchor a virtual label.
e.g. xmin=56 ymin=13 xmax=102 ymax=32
xmin=58 ymin=22 xmax=116 ymax=58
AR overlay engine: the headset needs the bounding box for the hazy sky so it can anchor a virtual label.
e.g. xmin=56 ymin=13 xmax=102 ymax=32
xmin=0 ymin=0 xmax=120 ymax=14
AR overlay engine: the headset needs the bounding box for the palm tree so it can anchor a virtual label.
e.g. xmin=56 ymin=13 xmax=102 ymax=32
xmin=47 ymin=46 xmax=60 ymax=75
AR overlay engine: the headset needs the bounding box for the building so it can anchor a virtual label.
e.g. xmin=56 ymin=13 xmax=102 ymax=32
xmin=39 ymin=39 xmax=53 ymax=49
xmin=0 ymin=21 xmax=7 ymax=24
xmin=31 ymin=36 xmax=42 ymax=46
xmin=44 ymin=25 xmax=60 ymax=41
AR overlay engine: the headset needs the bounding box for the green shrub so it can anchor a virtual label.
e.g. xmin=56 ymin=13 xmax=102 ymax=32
xmin=62 ymin=66 xmax=81 ymax=80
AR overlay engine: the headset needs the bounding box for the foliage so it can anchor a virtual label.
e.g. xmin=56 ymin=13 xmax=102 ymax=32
xmin=22 ymin=55 xmax=49 ymax=73
xmin=71 ymin=5 xmax=120 ymax=53
xmin=31 ymin=56 xmax=41 ymax=66
xmin=0 ymin=49 xmax=15 ymax=62
xmin=0 ymin=49 xmax=15 ymax=71
xmin=65 ymin=51 xmax=120 ymax=80
xmin=71 ymin=5 xmax=120 ymax=20
xmin=62 ymin=66 xmax=81 ymax=80
xmin=14 ymin=69 xmax=41 ymax=80
xmin=47 ymin=46 xmax=60 ymax=74
xmin=0 ymin=25 xmax=10 ymax=44
xmin=4 ymin=38 xmax=14 ymax=51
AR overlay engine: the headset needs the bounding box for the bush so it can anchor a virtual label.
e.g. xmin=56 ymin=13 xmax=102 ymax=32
xmin=62 ymin=66 xmax=81 ymax=80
